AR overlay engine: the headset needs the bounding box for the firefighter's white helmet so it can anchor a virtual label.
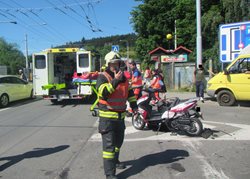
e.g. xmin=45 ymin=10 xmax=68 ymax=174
xmin=105 ymin=51 xmax=121 ymax=67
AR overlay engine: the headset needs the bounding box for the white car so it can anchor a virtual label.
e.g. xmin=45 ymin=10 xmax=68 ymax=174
xmin=0 ymin=75 xmax=33 ymax=107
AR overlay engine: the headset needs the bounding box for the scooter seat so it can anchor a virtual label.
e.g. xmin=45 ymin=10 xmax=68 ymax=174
xmin=151 ymin=110 xmax=162 ymax=116
xmin=147 ymin=110 xmax=163 ymax=121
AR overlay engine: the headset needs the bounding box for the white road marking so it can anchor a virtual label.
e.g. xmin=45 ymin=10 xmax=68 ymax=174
xmin=0 ymin=108 xmax=10 ymax=112
xmin=183 ymin=141 xmax=230 ymax=179
xmin=91 ymin=118 xmax=241 ymax=179
xmin=90 ymin=119 xmax=250 ymax=141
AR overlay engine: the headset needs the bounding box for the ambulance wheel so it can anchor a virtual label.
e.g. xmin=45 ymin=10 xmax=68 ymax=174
xmin=51 ymin=99 xmax=59 ymax=105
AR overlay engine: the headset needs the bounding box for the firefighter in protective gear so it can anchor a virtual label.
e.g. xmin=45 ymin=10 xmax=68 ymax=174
xmin=96 ymin=51 xmax=138 ymax=179
xmin=128 ymin=59 xmax=143 ymax=99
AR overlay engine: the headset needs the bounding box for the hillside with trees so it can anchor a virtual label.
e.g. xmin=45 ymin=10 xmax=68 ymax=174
xmin=1 ymin=0 xmax=249 ymax=74
xmin=58 ymin=33 xmax=137 ymax=61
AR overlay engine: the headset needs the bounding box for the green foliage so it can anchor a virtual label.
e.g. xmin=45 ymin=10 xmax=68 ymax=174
xmin=131 ymin=0 xmax=177 ymax=61
xmin=221 ymin=0 xmax=250 ymax=23
xmin=130 ymin=0 xmax=250 ymax=71
xmin=0 ymin=38 xmax=25 ymax=74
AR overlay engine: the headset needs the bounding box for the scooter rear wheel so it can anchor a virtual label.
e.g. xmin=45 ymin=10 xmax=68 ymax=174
xmin=132 ymin=114 xmax=146 ymax=130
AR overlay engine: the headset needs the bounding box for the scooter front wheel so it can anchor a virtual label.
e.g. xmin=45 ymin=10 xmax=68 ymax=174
xmin=185 ymin=118 xmax=203 ymax=137
xmin=132 ymin=114 xmax=146 ymax=130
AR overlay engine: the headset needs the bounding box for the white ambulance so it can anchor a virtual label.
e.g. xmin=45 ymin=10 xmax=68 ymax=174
xmin=32 ymin=47 xmax=100 ymax=106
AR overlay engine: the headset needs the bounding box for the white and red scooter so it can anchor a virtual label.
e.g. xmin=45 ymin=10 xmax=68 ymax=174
xmin=132 ymin=88 xmax=204 ymax=136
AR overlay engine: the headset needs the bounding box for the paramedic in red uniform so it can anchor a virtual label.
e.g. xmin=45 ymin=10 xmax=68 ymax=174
xmin=96 ymin=51 xmax=138 ymax=179
xmin=128 ymin=59 xmax=143 ymax=99
xmin=150 ymin=69 xmax=162 ymax=103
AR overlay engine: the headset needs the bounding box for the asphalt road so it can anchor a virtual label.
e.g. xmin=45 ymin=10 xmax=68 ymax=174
xmin=0 ymin=93 xmax=250 ymax=179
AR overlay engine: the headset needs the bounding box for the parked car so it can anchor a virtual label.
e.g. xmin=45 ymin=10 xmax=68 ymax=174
xmin=0 ymin=75 xmax=33 ymax=107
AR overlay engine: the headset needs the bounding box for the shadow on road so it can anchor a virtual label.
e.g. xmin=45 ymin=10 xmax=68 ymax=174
xmin=205 ymin=97 xmax=250 ymax=107
xmin=117 ymin=149 xmax=189 ymax=179
xmin=236 ymin=101 xmax=250 ymax=107
xmin=2 ymin=96 xmax=97 ymax=109
xmin=1 ymin=97 xmax=41 ymax=109
xmin=0 ymin=145 xmax=69 ymax=172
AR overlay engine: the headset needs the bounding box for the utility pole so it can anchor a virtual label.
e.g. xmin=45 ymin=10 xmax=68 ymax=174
xmin=0 ymin=22 xmax=47 ymax=80
xmin=24 ymin=23 xmax=47 ymax=69
xmin=196 ymin=0 xmax=202 ymax=67
xmin=174 ymin=20 xmax=177 ymax=49
xmin=120 ymin=40 xmax=129 ymax=60
xmin=25 ymin=33 xmax=29 ymax=69
xmin=126 ymin=41 xmax=129 ymax=60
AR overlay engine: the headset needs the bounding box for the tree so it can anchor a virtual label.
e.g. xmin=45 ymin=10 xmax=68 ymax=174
xmin=131 ymin=0 xmax=250 ymax=70
xmin=130 ymin=0 xmax=197 ymax=66
xmin=221 ymin=0 xmax=250 ymax=23
xmin=0 ymin=38 xmax=25 ymax=74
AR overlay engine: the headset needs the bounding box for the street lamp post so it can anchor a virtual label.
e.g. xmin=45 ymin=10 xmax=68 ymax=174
xmin=24 ymin=23 xmax=47 ymax=69
xmin=166 ymin=34 xmax=175 ymax=89
xmin=120 ymin=40 xmax=129 ymax=60
xmin=24 ymin=23 xmax=47 ymax=81
xmin=196 ymin=0 xmax=202 ymax=67
xmin=25 ymin=33 xmax=29 ymax=69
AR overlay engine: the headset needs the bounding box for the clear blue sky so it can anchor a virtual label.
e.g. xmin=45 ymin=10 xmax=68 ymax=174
xmin=0 ymin=0 xmax=141 ymax=55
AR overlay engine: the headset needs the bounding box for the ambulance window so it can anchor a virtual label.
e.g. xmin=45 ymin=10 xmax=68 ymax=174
xmin=79 ymin=54 xmax=89 ymax=67
xmin=35 ymin=55 xmax=46 ymax=69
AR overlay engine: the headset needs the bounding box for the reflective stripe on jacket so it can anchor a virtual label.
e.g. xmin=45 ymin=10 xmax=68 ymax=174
xmin=99 ymin=72 xmax=129 ymax=112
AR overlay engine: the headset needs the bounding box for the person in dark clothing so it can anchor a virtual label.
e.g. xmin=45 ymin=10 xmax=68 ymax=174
xmin=96 ymin=51 xmax=138 ymax=179
xmin=194 ymin=64 xmax=206 ymax=102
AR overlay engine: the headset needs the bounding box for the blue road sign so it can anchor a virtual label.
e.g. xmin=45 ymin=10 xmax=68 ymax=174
xmin=219 ymin=21 xmax=250 ymax=63
xmin=111 ymin=45 xmax=119 ymax=52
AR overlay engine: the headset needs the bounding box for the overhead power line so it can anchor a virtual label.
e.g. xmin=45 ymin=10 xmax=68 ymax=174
xmin=0 ymin=0 xmax=102 ymax=11
xmin=0 ymin=0 xmax=104 ymax=50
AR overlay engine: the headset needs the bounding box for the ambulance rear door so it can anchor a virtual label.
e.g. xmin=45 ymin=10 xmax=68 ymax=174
xmin=33 ymin=53 xmax=49 ymax=96
xmin=76 ymin=51 xmax=91 ymax=73
xmin=76 ymin=51 xmax=92 ymax=95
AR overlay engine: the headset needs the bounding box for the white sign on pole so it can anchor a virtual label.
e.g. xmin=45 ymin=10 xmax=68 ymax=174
xmin=219 ymin=21 xmax=250 ymax=63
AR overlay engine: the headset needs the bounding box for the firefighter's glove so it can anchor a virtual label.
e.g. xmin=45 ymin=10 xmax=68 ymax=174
xmin=114 ymin=71 xmax=123 ymax=81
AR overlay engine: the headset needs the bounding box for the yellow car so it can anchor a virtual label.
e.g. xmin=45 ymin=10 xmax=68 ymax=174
xmin=0 ymin=75 xmax=33 ymax=107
